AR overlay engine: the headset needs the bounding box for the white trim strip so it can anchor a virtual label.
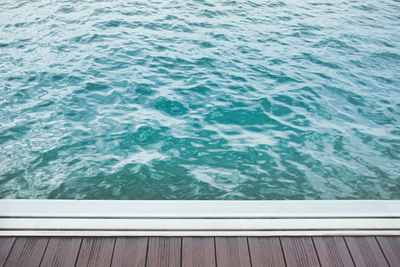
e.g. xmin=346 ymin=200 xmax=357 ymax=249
xmin=1 ymin=230 xmax=400 ymax=237
xmin=1 ymin=218 xmax=399 ymax=230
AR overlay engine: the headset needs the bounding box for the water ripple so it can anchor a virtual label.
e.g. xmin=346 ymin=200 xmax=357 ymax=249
xmin=0 ymin=0 xmax=400 ymax=199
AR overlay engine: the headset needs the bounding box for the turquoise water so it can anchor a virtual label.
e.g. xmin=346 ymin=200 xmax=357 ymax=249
xmin=1 ymin=0 xmax=400 ymax=200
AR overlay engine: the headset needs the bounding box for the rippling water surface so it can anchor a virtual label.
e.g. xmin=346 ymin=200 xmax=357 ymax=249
xmin=1 ymin=0 xmax=400 ymax=199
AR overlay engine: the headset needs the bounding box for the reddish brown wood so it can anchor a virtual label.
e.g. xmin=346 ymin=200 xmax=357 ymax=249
xmin=313 ymin=236 xmax=354 ymax=267
xmin=0 ymin=237 xmax=15 ymax=266
xmin=215 ymin=237 xmax=251 ymax=267
xmin=376 ymin=236 xmax=400 ymax=267
xmin=75 ymin=237 xmax=115 ymax=267
xmin=182 ymin=237 xmax=216 ymax=267
xmin=40 ymin=237 xmax=82 ymax=267
xmin=280 ymin=237 xmax=320 ymax=267
xmin=1 ymin=235 xmax=398 ymax=267
xmin=345 ymin=236 xmax=388 ymax=267
xmin=248 ymin=237 xmax=285 ymax=267
xmin=4 ymin=237 xmax=49 ymax=267
xmin=146 ymin=237 xmax=181 ymax=267
xmin=111 ymin=237 xmax=148 ymax=267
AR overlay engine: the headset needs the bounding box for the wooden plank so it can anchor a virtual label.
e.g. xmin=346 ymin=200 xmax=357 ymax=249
xmin=75 ymin=237 xmax=115 ymax=267
xmin=280 ymin=237 xmax=320 ymax=267
xmin=345 ymin=236 xmax=389 ymax=267
xmin=248 ymin=237 xmax=285 ymax=267
xmin=313 ymin=237 xmax=354 ymax=267
xmin=0 ymin=237 xmax=15 ymax=266
xmin=182 ymin=237 xmax=215 ymax=267
xmin=111 ymin=237 xmax=148 ymax=267
xmin=146 ymin=237 xmax=181 ymax=267
xmin=4 ymin=237 xmax=49 ymax=267
xmin=215 ymin=237 xmax=251 ymax=267
xmin=40 ymin=237 xmax=82 ymax=267
xmin=376 ymin=236 xmax=400 ymax=266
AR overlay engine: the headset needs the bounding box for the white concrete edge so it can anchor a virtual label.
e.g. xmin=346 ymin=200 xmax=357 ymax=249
xmin=1 ymin=199 xmax=400 ymax=218
xmin=1 ymin=200 xmax=399 ymax=235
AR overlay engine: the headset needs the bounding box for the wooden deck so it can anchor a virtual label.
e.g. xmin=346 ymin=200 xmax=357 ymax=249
xmin=0 ymin=236 xmax=399 ymax=266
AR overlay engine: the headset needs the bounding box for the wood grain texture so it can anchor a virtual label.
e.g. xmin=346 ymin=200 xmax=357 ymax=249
xmin=345 ymin=236 xmax=388 ymax=267
xmin=146 ymin=237 xmax=181 ymax=267
xmin=280 ymin=237 xmax=320 ymax=267
xmin=1 ymin=235 xmax=398 ymax=267
xmin=4 ymin=237 xmax=49 ymax=267
xmin=40 ymin=237 xmax=82 ymax=267
xmin=182 ymin=237 xmax=215 ymax=267
xmin=313 ymin=236 xmax=354 ymax=267
xmin=75 ymin=237 xmax=115 ymax=267
xmin=248 ymin=237 xmax=285 ymax=267
xmin=111 ymin=237 xmax=148 ymax=267
xmin=215 ymin=237 xmax=251 ymax=267
xmin=376 ymin=236 xmax=400 ymax=267
xmin=0 ymin=237 xmax=15 ymax=266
